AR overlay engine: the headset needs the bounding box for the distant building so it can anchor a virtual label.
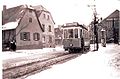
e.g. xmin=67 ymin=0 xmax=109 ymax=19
xmin=54 ymin=25 xmax=63 ymax=46
xmin=99 ymin=10 xmax=120 ymax=43
xmin=2 ymin=5 xmax=55 ymax=51
xmin=89 ymin=10 xmax=120 ymax=44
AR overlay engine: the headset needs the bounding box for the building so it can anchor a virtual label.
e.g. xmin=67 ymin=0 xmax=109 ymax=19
xmin=89 ymin=10 xmax=120 ymax=44
xmin=99 ymin=10 xmax=120 ymax=43
xmin=32 ymin=5 xmax=55 ymax=48
xmin=2 ymin=5 xmax=55 ymax=51
xmin=54 ymin=25 xmax=63 ymax=46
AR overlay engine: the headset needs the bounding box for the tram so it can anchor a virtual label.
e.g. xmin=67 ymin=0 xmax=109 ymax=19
xmin=62 ymin=23 xmax=90 ymax=53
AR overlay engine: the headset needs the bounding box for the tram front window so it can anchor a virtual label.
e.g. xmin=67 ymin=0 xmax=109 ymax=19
xmin=75 ymin=29 xmax=78 ymax=38
xmin=64 ymin=30 xmax=67 ymax=39
xmin=80 ymin=29 xmax=82 ymax=37
xmin=68 ymin=29 xmax=73 ymax=38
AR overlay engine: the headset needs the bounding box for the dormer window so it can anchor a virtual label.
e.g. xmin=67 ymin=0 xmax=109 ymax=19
xmin=42 ymin=24 xmax=45 ymax=32
xmin=29 ymin=17 xmax=32 ymax=22
xmin=29 ymin=9 xmax=32 ymax=13
xmin=49 ymin=25 xmax=51 ymax=32
xmin=47 ymin=15 xmax=49 ymax=20
xmin=43 ymin=14 xmax=46 ymax=19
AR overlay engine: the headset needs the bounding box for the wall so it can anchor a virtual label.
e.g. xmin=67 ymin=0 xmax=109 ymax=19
xmin=16 ymin=9 xmax=43 ymax=49
xmin=39 ymin=11 xmax=55 ymax=48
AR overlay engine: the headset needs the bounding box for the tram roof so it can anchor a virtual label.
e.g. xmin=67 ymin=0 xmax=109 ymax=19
xmin=62 ymin=24 xmax=88 ymax=30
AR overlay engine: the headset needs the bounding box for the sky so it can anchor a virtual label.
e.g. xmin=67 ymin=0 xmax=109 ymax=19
xmin=1 ymin=0 xmax=120 ymax=26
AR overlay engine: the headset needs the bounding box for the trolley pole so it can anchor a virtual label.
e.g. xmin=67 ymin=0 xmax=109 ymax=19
xmin=88 ymin=0 xmax=99 ymax=51
xmin=94 ymin=15 xmax=99 ymax=51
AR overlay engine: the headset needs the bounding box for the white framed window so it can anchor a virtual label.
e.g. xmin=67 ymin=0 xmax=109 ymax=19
xmin=33 ymin=33 xmax=40 ymax=41
xmin=42 ymin=36 xmax=45 ymax=43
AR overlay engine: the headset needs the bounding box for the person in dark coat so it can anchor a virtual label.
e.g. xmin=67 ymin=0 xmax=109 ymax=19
xmin=10 ymin=41 xmax=16 ymax=51
xmin=81 ymin=37 xmax=84 ymax=53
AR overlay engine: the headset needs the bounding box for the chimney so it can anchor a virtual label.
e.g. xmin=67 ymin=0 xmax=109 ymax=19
xmin=3 ymin=5 xmax=7 ymax=11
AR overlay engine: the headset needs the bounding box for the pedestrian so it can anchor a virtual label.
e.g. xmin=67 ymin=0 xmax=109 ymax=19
xmin=10 ymin=40 xmax=16 ymax=51
xmin=81 ymin=37 xmax=84 ymax=53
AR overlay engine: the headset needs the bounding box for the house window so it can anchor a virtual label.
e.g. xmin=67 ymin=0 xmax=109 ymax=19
xmin=42 ymin=36 xmax=45 ymax=43
xmin=20 ymin=32 xmax=30 ymax=41
xmin=43 ymin=14 xmax=46 ymax=19
xmin=29 ymin=9 xmax=32 ymax=13
xmin=33 ymin=33 xmax=40 ymax=41
xmin=47 ymin=15 xmax=49 ymax=20
xmin=49 ymin=36 xmax=52 ymax=43
xmin=42 ymin=24 xmax=45 ymax=32
xmin=49 ymin=25 xmax=51 ymax=32
xmin=29 ymin=17 xmax=32 ymax=22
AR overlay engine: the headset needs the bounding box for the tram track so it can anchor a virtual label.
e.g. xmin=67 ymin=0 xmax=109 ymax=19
xmin=3 ymin=53 xmax=80 ymax=79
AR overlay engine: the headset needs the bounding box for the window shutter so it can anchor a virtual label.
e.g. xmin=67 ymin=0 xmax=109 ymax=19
xmin=27 ymin=32 xmax=30 ymax=40
xmin=20 ymin=33 xmax=23 ymax=40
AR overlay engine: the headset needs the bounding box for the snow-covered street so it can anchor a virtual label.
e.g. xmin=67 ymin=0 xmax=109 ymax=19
xmin=2 ymin=44 xmax=120 ymax=79
xmin=2 ymin=46 xmax=65 ymax=60
xmin=25 ymin=44 xmax=120 ymax=79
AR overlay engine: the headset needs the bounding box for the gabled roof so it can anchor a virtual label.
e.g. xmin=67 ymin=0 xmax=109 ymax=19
xmin=2 ymin=5 xmax=25 ymax=25
xmin=62 ymin=22 xmax=88 ymax=30
xmin=2 ymin=5 xmax=55 ymax=31
xmin=2 ymin=21 xmax=18 ymax=30
xmin=101 ymin=9 xmax=119 ymax=22
xmin=31 ymin=5 xmax=47 ymax=11
xmin=31 ymin=5 xmax=55 ymax=24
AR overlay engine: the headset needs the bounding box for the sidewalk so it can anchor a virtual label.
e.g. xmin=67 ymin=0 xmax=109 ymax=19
xmin=25 ymin=44 xmax=120 ymax=79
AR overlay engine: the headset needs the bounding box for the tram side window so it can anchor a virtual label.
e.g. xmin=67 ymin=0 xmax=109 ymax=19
xmin=80 ymin=29 xmax=82 ymax=37
xmin=64 ymin=30 xmax=67 ymax=38
xmin=75 ymin=29 xmax=78 ymax=38
xmin=68 ymin=29 xmax=73 ymax=38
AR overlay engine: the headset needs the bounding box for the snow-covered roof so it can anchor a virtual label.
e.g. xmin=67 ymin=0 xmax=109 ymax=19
xmin=31 ymin=5 xmax=47 ymax=11
xmin=2 ymin=21 xmax=18 ymax=30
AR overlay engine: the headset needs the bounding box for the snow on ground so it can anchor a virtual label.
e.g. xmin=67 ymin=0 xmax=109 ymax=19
xmin=25 ymin=44 xmax=120 ymax=79
xmin=2 ymin=45 xmax=65 ymax=60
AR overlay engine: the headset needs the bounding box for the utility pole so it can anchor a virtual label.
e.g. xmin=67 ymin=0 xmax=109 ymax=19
xmin=88 ymin=0 xmax=99 ymax=51
xmin=118 ymin=0 xmax=120 ymax=45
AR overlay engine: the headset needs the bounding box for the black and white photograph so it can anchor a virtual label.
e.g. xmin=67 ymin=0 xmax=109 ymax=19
xmin=1 ymin=0 xmax=120 ymax=79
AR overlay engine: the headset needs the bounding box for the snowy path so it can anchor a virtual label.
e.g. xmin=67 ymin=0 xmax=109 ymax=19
xmin=2 ymin=46 xmax=65 ymax=60
xmin=26 ymin=44 xmax=120 ymax=79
